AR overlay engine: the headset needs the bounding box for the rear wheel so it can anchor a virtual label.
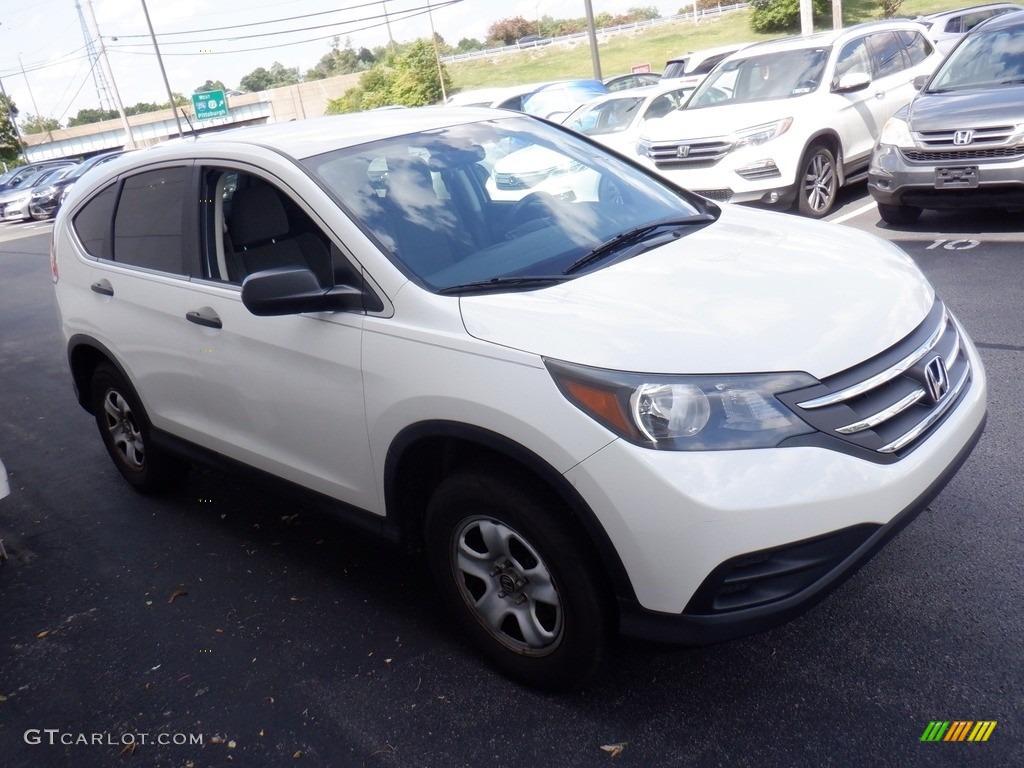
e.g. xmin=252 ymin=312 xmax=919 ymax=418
xmin=90 ymin=363 xmax=189 ymax=494
xmin=424 ymin=467 xmax=613 ymax=691
xmin=877 ymin=202 xmax=922 ymax=226
xmin=795 ymin=144 xmax=838 ymax=218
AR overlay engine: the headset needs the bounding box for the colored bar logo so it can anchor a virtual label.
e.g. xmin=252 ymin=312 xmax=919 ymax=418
xmin=921 ymin=721 xmax=997 ymax=742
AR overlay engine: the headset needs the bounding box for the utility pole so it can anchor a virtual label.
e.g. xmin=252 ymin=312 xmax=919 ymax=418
xmin=426 ymin=2 xmax=447 ymax=102
xmin=583 ymin=0 xmax=602 ymax=80
xmin=140 ymin=0 xmax=183 ymax=138
xmin=85 ymin=0 xmax=136 ymax=149
xmin=18 ymin=53 xmax=55 ymax=144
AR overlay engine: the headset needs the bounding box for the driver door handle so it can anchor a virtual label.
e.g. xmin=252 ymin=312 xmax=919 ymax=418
xmin=186 ymin=307 xmax=222 ymax=329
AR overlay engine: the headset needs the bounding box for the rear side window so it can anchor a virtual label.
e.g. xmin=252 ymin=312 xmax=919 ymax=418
xmin=113 ymin=167 xmax=189 ymax=274
xmin=72 ymin=183 xmax=118 ymax=259
xmin=866 ymin=32 xmax=909 ymax=78
xmin=898 ymin=30 xmax=933 ymax=65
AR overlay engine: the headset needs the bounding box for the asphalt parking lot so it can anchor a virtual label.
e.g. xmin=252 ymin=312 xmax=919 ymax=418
xmin=1 ymin=198 xmax=1021 ymax=767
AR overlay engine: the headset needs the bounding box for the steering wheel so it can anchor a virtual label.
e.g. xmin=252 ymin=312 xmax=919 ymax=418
xmin=503 ymin=191 xmax=556 ymax=239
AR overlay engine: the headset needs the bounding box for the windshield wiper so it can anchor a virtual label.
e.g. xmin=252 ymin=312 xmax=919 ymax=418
xmin=563 ymin=214 xmax=716 ymax=275
xmin=437 ymin=275 xmax=571 ymax=296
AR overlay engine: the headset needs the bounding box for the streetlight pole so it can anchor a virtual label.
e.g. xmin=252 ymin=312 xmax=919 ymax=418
xmin=139 ymin=0 xmax=183 ymax=138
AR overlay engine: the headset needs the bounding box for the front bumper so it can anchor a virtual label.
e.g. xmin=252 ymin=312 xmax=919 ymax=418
xmin=868 ymin=143 xmax=1024 ymax=209
xmin=639 ymin=145 xmax=800 ymax=207
xmin=0 ymin=199 xmax=31 ymax=222
xmin=564 ymin=334 xmax=987 ymax=644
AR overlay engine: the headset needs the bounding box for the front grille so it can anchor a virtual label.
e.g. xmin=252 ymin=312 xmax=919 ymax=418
xmin=641 ymin=137 xmax=731 ymax=169
xmin=905 ymin=124 xmax=1024 ymax=163
xmin=694 ymin=188 xmax=733 ymax=201
xmin=902 ymin=146 xmax=1024 ymax=162
xmin=779 ymin=300 xmax=971 ymax=458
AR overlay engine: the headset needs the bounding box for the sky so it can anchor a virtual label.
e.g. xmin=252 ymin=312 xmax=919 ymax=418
xmin=0 ymin=0 xmax=682 ymax=127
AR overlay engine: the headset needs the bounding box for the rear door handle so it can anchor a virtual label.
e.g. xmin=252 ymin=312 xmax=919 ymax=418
xmin=186 ymin=307 xmax=222 ymax=329
xmin=90 ymin=279 xmax=113 ymax=296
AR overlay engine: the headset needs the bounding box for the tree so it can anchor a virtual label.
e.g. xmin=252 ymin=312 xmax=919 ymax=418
xmin=304 ymin=37 xmax=371 ymax=81
xmin=68 ymin=108 xmax=118 ymax=127
xmin=0 ymin=95 xmax=22 ymax=165
xmin=20 ymin=114 xmax=61 ymax=135
xmin=749 ymin=0 xmax=831 ymax=33
xmin=486 ymin=16 xmax=536 ymax=45
xmin=325 ymin=39 xmax=451 ymax=114
xmin=881 ymin=0 xmax=904 ymax=18
xmin=456 ymin=37 xmax=484 ymax=53
xmin=239 ymin=61 xmax=300 ymax=92
xmin=194 ymin=79 xmax=227 ymax=94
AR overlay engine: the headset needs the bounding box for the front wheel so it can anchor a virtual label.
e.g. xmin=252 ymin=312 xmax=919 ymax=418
xmin=424 ymin=468 xmax=613 ymax=691
xmin=90 ymin=363 xmax=189 ymax=494
xmin=877 ymin=202 xmax=922 ymax=226
xmin=795 ymin=144 xmax=838 ymax=218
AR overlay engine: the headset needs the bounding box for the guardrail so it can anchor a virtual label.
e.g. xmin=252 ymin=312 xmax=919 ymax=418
xmin=440 ymin=5 xmax=749 ymax=64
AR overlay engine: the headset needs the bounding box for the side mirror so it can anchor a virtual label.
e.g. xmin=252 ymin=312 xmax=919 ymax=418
xmin=833 ymin=72 xmax=871 ymax=93
xmin=912 ymin=74 xmax=929 ymax=90
xmin=241 ymin=267 xmax=372 ymax=316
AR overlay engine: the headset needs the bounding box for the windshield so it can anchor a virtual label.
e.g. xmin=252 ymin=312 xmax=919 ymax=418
xmin=927 ymin=24 xmax=1024 ymax=91
xmin=688 ymin=47 xmax=830 ymax=108
xmin=302 ymin=115 xmax=712 ymax=293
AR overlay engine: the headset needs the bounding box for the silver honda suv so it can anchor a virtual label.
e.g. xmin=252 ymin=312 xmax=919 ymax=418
xmin=868 ymin=9 xmax=1024 ymax=224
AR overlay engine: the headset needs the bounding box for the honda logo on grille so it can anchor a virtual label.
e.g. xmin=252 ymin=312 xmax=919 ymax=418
xmin=953 ymin=130 xmax=974 ymax=145
xmin=676 ymin=145 xmax=691 ymax=158
xmin=924 ymin=356 xmax=949 ymax=404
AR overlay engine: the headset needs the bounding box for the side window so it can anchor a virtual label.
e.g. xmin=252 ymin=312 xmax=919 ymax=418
xmin=113 ymin=167 xmax=189 ymax=274
xmin=835 ymin=39 xmax=871 ymax=82
xmin=898 ymin=31 xmax=933 ymax=66
xmin=200 ymin=168 xmax=342 ymax=288
xmin=866 ymin=32 xmax=909 ymax=79
xmin=72 ymin=182 xmax=118 ymax=259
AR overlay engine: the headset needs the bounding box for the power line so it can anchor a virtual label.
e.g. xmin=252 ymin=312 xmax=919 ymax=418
xmin=108 ymin=0 xmax=390 ymax=38
xmin=105 ymin=1 xmax=460 ymax=48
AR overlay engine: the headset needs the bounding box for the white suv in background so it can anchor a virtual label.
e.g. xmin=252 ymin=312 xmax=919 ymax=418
xmin=637 ymin=21 xmax=939 ymax=217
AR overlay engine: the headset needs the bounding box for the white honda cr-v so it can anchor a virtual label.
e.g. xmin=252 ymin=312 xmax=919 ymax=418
xmin=52 ymin=108 xmax=986 ymax=690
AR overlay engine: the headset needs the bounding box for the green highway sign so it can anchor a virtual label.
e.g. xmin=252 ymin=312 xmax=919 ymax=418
xmin=192 ymin=90 xmax=228 ymax=121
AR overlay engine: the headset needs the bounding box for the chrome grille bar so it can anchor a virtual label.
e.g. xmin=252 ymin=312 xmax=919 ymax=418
xmin=797 ymin=310 xmax=949 ymax=410
xmin=879 ymin=364 xmax=970 ymax=454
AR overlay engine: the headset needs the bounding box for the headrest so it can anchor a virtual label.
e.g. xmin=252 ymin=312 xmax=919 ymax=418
xmin=229 ymin=183 xmax=289 ymax=247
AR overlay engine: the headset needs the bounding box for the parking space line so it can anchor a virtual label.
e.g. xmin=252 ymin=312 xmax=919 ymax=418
xmin=832 ymin=201 xmax=877 ymax=225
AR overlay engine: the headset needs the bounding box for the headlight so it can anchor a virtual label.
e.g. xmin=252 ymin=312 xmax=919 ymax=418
xmin=546 ymin=359 xmax=816 ymax=450
xmin=31 ymin=185 xmax=58 ymax=200
xmin=878 ymin=117 xmax=913 ymax=148
xmin=731 ymin=119 xmax=793 ymax=150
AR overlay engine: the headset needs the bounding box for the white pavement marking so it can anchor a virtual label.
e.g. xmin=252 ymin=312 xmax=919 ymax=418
xmin=831 ymin=200 xmax=878 ymax=225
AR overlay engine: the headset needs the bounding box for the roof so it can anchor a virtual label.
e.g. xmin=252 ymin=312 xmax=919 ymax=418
xmin=162 ymin=108 xmax=509 ymax=160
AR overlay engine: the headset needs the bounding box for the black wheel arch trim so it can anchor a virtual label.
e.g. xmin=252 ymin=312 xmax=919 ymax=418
xmin=67 ymin=334 xmax=139 ymax=416
xmin=384 ymin=420 xmax=639 ymax=607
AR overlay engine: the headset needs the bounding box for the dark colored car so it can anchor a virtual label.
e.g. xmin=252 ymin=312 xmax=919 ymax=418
xmin=868 ymin=10 xmax=1024 ymax=224
xmin=0 ymin=160 xmax=77 ymax=194
xmin=29 ymin=151 xmax=124 ymax=220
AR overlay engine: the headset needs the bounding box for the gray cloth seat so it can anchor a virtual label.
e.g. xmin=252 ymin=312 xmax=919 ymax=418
xmin=228 ymin=182 xmax=332 ymax=286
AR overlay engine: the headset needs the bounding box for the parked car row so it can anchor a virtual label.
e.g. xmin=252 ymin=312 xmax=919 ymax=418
xmin=0 ymin=151 xmax=123 ymax=223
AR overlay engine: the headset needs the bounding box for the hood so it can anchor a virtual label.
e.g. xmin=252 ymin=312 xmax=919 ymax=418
xmin=460 ymin=205 xmax=934 ymax=378
xmin=907 ymin=85 xmax=1024 ymax=131
xmin=641 ymin=101 xmax=792 ymax=141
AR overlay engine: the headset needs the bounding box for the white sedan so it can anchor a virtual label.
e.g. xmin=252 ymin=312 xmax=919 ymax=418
xmin=561 ymin=82 xmax=693 ymax=155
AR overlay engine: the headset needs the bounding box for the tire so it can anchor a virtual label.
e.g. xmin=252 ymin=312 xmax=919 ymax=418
xmin=877 ymin=202 xmax=922 ymax=226
xmin=795 ymin=144 xmax=838 ymax=218
xmin=90 ymin=362 xmax=189 ymax=494
xmin=424 ymin=467 xmax=613 ymax=691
